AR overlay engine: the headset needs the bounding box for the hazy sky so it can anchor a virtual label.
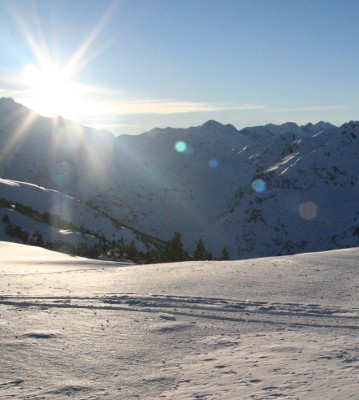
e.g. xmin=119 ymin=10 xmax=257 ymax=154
xmin=0 ymin=0 xmax=358 ymax=135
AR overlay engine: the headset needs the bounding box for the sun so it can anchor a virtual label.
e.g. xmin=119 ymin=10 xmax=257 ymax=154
xmin=21 ymin=62 xmax=84 ymax=120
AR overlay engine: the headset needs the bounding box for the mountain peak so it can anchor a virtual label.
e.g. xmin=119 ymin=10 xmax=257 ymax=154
xmin=199 ymin=120 xmax=236 ymax=131
xmin=341 ymin=120 xmax=359 ymax=129
xmin=1 ymin=99 xmax=359 ymax=261
xmin=301 ymin=121 xmax=336 ymax=134
xmin=0 ymin=97 xmax=15 ymax=104
xmin=0 ymin=97 xmax=34 ymax=121
xmin=0 ymin=97 xmax=29 ymax=109
xmin=0 ymin=97 xmax=21 ymax=111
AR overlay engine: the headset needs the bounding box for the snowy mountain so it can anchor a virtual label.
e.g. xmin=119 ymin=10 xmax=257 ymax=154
xmin=1 ymin=97 xmax=358 ymax=259
xmin=0 ymin=178 xmax=161 ymax=259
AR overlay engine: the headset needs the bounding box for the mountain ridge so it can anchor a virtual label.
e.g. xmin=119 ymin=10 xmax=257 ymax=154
xmin=0 ymin=97 xmax=358 ymax=259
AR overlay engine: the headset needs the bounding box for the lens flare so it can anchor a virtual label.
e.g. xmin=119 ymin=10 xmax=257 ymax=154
xmin=299 ymin=201 xmax=317 ymax=220
xmin=252 ymin=179 xmax=267 ymax=193
xmin=51 ymin=160 xmax=75 ymax=186
xmin=175 ymin=141 xmax=187 ymax=153
xmin=209 ymin=159 xmax=219 ymax=168
xmin=50 ymin=196 xmax=73 ymax=224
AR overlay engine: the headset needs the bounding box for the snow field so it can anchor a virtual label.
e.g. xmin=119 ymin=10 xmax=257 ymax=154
xmin=0 ymin=242 xmax=358 ymax=399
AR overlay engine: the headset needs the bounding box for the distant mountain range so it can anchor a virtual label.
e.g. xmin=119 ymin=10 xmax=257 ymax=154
xmin=1 ymin=97 xmax=358 ymax=259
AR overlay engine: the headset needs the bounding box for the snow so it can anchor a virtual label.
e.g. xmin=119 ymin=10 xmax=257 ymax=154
xmin=0 ymin=178 xmax=154 ymax=252
xmin=2 ymin=98 xmax=359 ymax=260
xmin=1 ymin=242 xmax=358 ymax=399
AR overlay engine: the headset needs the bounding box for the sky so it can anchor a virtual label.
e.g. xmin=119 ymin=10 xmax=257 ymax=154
xmin=0 ymin=0 xmax=358 ymax=135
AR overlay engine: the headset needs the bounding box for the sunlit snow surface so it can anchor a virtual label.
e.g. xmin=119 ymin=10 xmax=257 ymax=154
xmin=0 ymin=242 xmax=358 ymax=399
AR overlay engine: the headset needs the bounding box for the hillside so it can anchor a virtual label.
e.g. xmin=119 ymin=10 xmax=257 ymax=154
xmin=0 ymin=178 xmax=162 ymax=260
xmin=1 ymin=97 xmax=358 ymax=259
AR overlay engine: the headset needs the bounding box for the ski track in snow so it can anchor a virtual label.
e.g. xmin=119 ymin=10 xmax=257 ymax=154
xmin=1 ymin=243 xmax=358 ymax=399
xmin=0 ymin=293 xmax=358 ymax=331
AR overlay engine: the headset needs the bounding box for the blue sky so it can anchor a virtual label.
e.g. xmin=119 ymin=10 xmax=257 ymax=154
xmin=0 ymin=0 xmax=358 ymax=135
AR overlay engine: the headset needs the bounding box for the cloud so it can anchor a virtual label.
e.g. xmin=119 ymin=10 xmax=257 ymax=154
xmin=91 ymin=98 xmax=265 ymax=116
xmin=1 ymin=85 xmax=264 ymax=117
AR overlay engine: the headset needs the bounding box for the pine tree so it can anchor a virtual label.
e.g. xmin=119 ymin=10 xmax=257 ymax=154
xmin=161 ymin=232 xmax=185 ymax=262
xmin=31 ymin=230 xmax=44 ymax=247
xmin=193 ymin=239 xmax=211 ymax=260
xmin=1 ymin=214 xmax=10 ymax=225
xmin=125 ymin=240 xmax=138 ymax=261
xmin=220 ymin=246 xmax=230 ymax=260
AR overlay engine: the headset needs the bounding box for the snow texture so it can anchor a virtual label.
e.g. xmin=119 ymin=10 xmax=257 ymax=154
xmin=0 ymin=178 xmax=156 ymax=253
xmin=1 ymin=242 xmax=358 ymax=399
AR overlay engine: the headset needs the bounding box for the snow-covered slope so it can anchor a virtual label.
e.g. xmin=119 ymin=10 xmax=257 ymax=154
xmin=0 ymin=178 xmax=161 ymax=257
xmin=1 ymin=97 xmax=358 ymax=259
xmin=0 ymin=242 xmax=358 ymax=399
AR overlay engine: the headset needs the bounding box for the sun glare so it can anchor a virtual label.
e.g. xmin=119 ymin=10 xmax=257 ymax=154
xmin=2 ymin=2 xmax=121 ymax=124
xmin=21 ymin=62 xmax=84 ymax=119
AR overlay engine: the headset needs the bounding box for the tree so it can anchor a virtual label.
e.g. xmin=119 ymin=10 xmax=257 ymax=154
xmin=161 ymin=232 xmax=186 ymax=262
xmin=193 ymin=239 xmax=211 ymax=260
xmin=125 ymin=240 xmax=138 ymax=261
xmin=20 ymin=230 xmax=29 ymax=244
xmin=31 ymin=230 xmax=44 ymax=247
xmin=143 ymin=249 xmax=159 ymax=264
xmin=220 ymin=246 xmax=230 ymax=260
xmin=1 ymin=214 xmax=10 ymax=225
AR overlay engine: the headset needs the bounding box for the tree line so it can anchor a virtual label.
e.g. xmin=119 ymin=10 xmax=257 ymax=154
xmin=0 ymin=198 xmax=230 ymax=263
